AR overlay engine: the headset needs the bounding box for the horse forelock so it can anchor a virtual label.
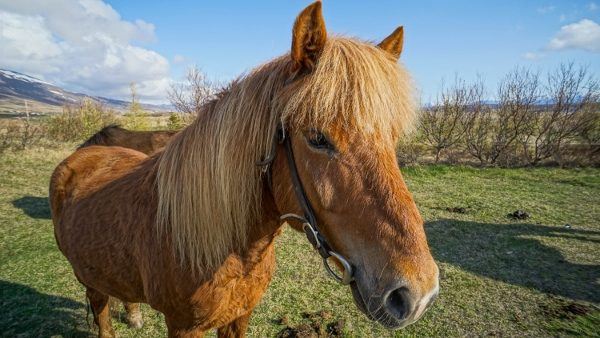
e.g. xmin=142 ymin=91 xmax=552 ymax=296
xmin=155 ymin=37 xmax=416 ymax=272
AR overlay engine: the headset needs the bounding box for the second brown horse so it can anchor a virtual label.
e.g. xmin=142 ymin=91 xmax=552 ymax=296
xmin=80 ymin=124 xmax=178 ymax=155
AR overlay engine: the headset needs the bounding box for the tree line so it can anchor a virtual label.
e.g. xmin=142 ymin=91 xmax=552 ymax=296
xmin=402 ymin=63 xmax=599 ymax=167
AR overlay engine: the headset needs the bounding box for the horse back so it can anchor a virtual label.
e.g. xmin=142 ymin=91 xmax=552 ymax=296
xmin=50 ymin=146 xmax=148 ymax=222
xmin=49 ymin=146 xmax=148 ymax=250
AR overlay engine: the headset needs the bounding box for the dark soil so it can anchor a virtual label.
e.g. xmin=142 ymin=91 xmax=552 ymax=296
xmin=540 ymin=297 xmax=594 ymax=320
xmin=446 ymin=207 xmax=467 ymax=214
xmin=508 ymin=210 xmax=530 ymax=220
xmin=276 ymin=310 xmax=345 ymax=338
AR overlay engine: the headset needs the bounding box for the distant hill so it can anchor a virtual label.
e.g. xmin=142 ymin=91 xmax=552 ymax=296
xmin=0 ymin=69 xmax=172 ymax=114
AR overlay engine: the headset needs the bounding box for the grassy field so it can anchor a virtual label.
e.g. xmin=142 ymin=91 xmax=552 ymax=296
xmin=0 ymin=145 xmax=598 ymax=337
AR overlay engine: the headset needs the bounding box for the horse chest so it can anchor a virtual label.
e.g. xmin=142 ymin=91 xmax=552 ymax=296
xmin=147 ymin=242 xmax=277 ymax=330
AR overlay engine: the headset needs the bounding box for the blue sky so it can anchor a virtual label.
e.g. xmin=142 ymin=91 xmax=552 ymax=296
xmin=1 ymin=1 xmax=599 ymax=102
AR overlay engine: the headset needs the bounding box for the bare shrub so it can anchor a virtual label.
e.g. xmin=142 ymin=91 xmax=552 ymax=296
xmin=396 ymin=134 xmax=426 ymax=166
xmin=168 ymin=66 xmax=216 ymax=115
xmin=464 ymin=69 xmax=540 ymax=166
xmin=0 ymin=121 xmax=22 ymax=154
xmin=574 ymin=105 xmax=600 ymax=164
xmin=0 ymin=111 xmax=42 ymax=154
xmin=420 ymin=77 xmax=475 ymax=163
xmin=521 ymin=63 xmax=599 ymax=165
xmin=16 ymin=110 xmax=42 ymax=150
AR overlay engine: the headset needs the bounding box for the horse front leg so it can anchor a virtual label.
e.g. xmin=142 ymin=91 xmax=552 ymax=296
xmin=86 ymin=288 xmax=115 ymax=338
xmin=123 ymin=302 xmax=144 ymax=329
xmin=217 ymin=312 xmax=252 ymax=338
xmin=165 ymin=316 xmax=206 ymax=338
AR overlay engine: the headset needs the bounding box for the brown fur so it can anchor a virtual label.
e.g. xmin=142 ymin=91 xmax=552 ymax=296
xmin=79 ymin=124 xmax=178 ymax=155
xmin=78 ymin=123 xmax=180 ymax=327
xmin=50 ymin=2 xmax=438 ymax=337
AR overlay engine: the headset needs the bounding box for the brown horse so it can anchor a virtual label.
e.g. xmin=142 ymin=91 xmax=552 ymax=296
xmin=50 ymin=2 xmax=439 ymax=337
xmin=79 ymin=124 xmax=179 ymax=327
xmin=79 ymin=124 xmax=178 ymax=155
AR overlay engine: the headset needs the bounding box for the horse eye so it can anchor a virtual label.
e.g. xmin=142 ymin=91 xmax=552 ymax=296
xmin=307 ymin=130 xmax=333 ymax=150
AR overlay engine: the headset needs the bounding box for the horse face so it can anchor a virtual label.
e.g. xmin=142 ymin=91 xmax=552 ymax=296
xmin=272 ymin=126 xmax=439 ymax=329
xmin=271 ymin=1 xmax=439 ymax=329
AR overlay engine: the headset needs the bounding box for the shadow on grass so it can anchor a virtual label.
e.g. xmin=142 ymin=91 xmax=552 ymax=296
xmin=426 ymin=220 xmax=600 ymax=303
xmin=0 ymin=280 xmax=91 ymax=337
xmin=12 ymin=196 xmax=51 ymax=219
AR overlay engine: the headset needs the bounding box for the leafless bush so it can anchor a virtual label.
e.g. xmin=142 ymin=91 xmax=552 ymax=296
xmin=396 ymin=134 xmax=426 ymax=166
xmin=464 ymin=69 xmax=540 ymax=166
xmin=420 ymin=77 xmax=476 ymax=163
xmin=574 ymin=105 xmax=600 ymax=164
xmin=521 ymin=63 xmax=599 ymax=165
xmin=0 ymin=110 xmax=43 ymax=154
xmin=0 ymin=121 xmax=21 ymax=154
xmin=168 ymin=66 xmax=217 ymax=115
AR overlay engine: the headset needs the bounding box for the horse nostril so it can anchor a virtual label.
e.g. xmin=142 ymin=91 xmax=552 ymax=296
xmin=384 ymin=286 xmax=411 ymax=320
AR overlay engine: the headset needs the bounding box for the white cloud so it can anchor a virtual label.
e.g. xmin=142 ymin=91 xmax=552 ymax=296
xmin=589 ymin=2 xmax=599 ymax=11
xmin=523 ymin=52 xmax=544 ymax=60
xmin=0 ymin=0 xmax=170 ymax=102
xmin=547 ymin=19 xmax=600 ymax=52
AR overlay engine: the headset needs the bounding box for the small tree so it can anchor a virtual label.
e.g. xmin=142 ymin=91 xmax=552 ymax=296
xmin=0 ymin=102 xmax=42 ymax=154
xmin=464 ymin=69 xmax=540 ymax=166
xmin=123 ymin=82 xmax=150 ymax=130
xmin=521 ymin=63 xmax=599 ymax=165
xmin=168 ymin=66 xmax=216 ymax=115
xmin=462 ymin=78 xmax=494 ymax=164
xmin=420 ymin=76 xmax=475 ymax=163
xmin=166 ymin=112 xmax=194 ymax=130
xmin=575 ymin=104 xmax=600 ymax=163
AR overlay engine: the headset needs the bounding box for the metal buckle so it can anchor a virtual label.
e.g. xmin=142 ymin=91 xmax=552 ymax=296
xmin=323 ymin=251 xmax=354 ymax=285
xmin=302 ymin=222 xmax=321 ymax=249
xmin=280 ymin=213 xmax=354 ymax=285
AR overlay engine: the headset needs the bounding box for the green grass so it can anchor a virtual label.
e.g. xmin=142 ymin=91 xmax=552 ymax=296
xmin=0 ymin=148 xmax=599 ymax=337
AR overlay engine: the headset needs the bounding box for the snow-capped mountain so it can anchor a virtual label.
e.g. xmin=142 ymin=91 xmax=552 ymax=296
xmin=0 ymin=69 xmax=172 ymax=114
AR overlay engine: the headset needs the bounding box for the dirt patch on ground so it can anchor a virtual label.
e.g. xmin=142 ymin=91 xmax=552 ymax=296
xmin=446 ymin=206 xmax=468 ymax=214
xmin=276 ymin=311 xmax=345 ymax=338
xmin=540 ymin=297 xmax=594 ymax=320
xmin=508 ymin=210 xmax=530 ymax=220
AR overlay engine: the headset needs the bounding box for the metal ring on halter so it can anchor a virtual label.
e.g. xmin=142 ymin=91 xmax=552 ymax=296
xmin=324 ymin=251 xmax=354 ymax=285
xmin=281 ymin=214 xmax=322 ymax=250
xmin=302 ymin=222 xmax=321 ymax=249
xmin=279 ymin=213 xmax=308 ymax=224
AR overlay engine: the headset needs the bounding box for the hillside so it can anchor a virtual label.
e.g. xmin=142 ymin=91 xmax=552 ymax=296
xmin=0 ymin=69 xmax=172 ymax=114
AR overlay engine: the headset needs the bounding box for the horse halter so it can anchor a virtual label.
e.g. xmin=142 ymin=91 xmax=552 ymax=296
xmin=258 ymin=125 xmax=354 ymax=285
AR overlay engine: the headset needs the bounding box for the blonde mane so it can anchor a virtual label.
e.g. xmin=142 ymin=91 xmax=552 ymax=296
xmin=156 ymin=37 xmax=416 ymax=271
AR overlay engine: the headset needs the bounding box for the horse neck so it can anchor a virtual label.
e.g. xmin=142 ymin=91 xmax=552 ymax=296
xmin=247 ymin=183 xmax=284 ymax=244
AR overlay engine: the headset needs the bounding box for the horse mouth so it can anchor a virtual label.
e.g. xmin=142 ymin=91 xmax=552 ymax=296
xmin=349 ymin=281 xmax=411 ymax=330
xmin=349 ymin=282 xmax=373 ymax=320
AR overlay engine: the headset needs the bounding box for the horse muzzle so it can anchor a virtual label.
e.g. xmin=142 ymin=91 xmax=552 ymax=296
xmin=350 ymin=270 xmax=439 ymax=329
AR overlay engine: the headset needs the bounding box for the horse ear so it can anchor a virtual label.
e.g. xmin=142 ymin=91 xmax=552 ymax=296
xmin=378 ymin=26 xmax=404 ymax=59
xmin=291 ymin=1 xmax=327 ymax=75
